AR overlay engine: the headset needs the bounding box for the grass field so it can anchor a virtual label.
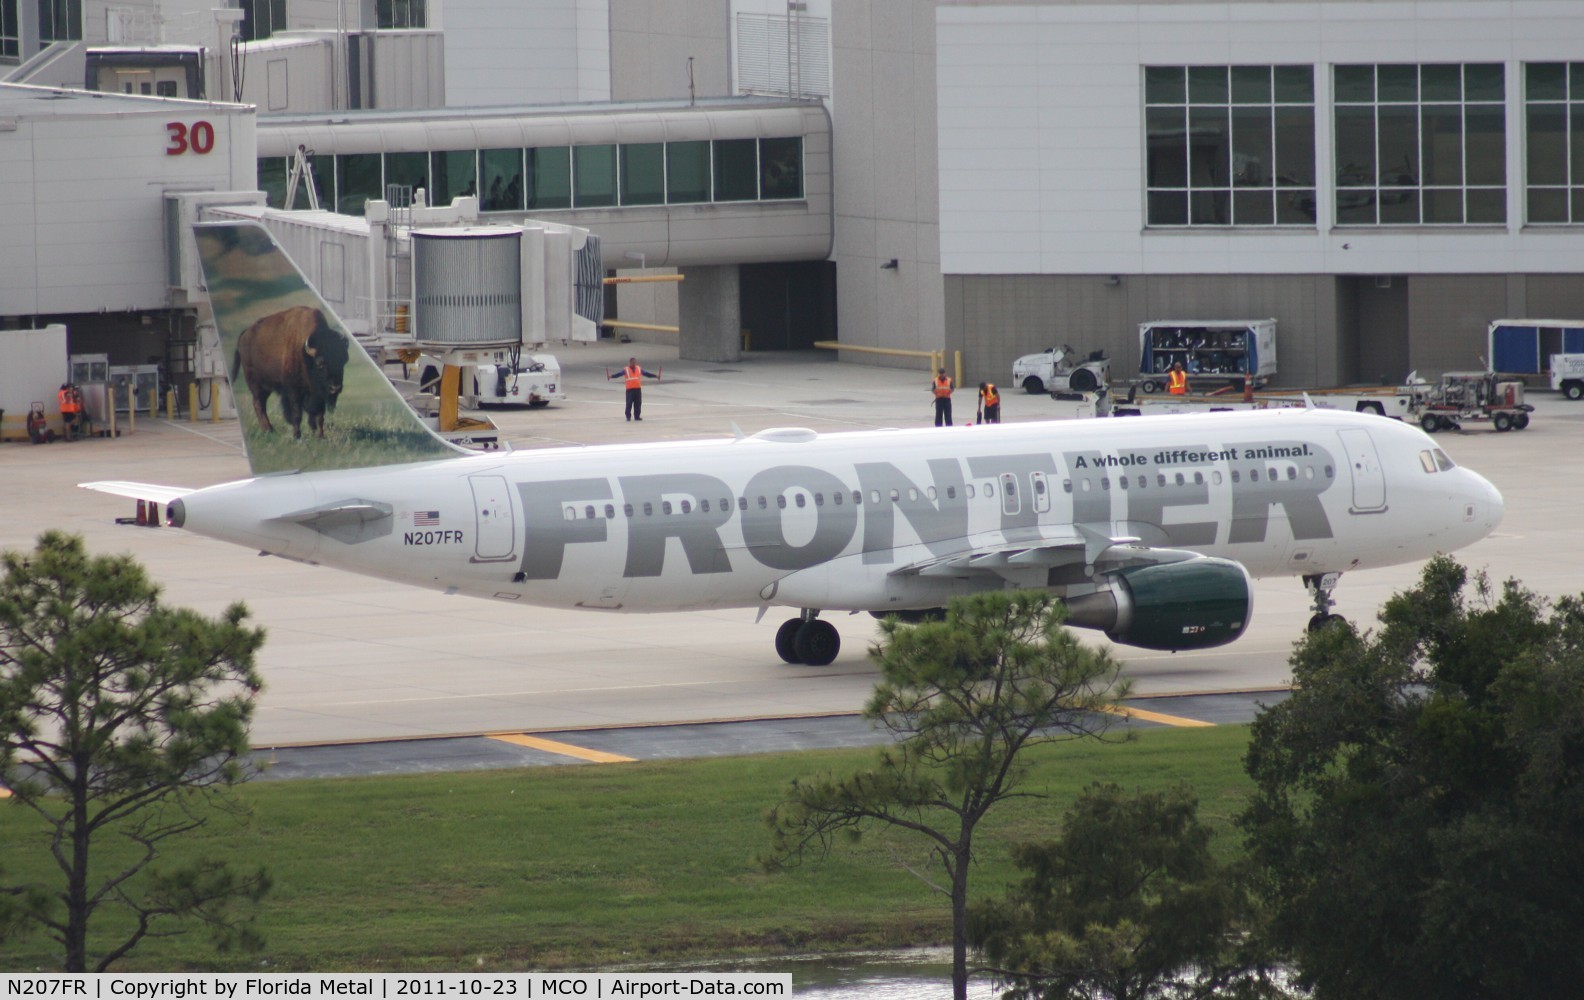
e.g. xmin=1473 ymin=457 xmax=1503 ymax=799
xmin=0 ymin=725 xmax=1255 ymax=972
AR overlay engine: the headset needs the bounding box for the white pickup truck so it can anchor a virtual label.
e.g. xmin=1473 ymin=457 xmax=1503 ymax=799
xmin=1011 ymin=346 xmax=1111 ymax=394
xmin=1551 ymin=353 xmax=1584 ymax=400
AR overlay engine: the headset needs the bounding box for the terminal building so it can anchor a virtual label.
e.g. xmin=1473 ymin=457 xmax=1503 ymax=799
xmin=6 ymin=0 xmax=1584 ymax=433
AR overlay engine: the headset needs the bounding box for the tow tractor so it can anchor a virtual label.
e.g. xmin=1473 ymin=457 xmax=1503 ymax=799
xmin=1011 ymin=345 xmax=1111 ymax=394
xmin=1411 ymin=371 xmax=1533 ymax=433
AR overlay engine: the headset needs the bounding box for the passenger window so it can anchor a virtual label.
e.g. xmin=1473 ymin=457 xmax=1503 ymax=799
xmin=738 ymin=496 xmax=748 ymax=511
xmin=1063 ymin=480 xmax=1073 ymax=493
xmin=853 ymin=491 xmax=863 ymax=505
xmin=908 ymin=488 xmax=919 ymax=502
xmin=700 ymin=499 xmax=710 ymax=512
xmin=833 ymin=491 xmax=843 ymax=505
xmin=1119 ymin=475 xmax=1129 ymax=490
xmin=721 ymin=497 xmax=730 ymax=511
xmin=1193 ymin=471 xmax=1204 ymax=485
xmin=927 ymin=486 xmax=938 ymax=501
xmin=1250 ymin=470 xmax=1260 ymax=482
xmin=889 ymin=489 xmax=900 ymax=502
xmin=1304 ymin=467 xmax=1314 ymax=480
xmin=662 ymin=501 xmax=673 ymax=515
xmin=1287 ymin=467 xmax=1297 ymax=481
xmin=871 ymin=490 xmax=882 ymax=505
xmin=814 ymin=493 xmax=824 ymax=506
xmin=1325 ymin=465 xmax=1334 ymax=478
xmin=776 ymin=495 xmax=787 ymax=509
xmin=604 ymin=504 xmax=615 ymax=519
xmin=1175 ymin=472 xmax=1185 ymax=486
xmin=1211 ymin=471 xmax=1222 ymax=485
xmin=966 ymin=484 xmax=976 ymax=499
xmin=564 ymin=506 xmax=576 ymax=521
xmin=986 ymin=483 xmax=996 ymax=498
xmin=946 ymin=486 xmax=956 ymax=500
xmin=1231 ymin=470 xmax=1240 ymax=483
xmin=758 ymin=496 xmax=768 ymax=509
xmin=1080 ymin=479 xmax=1091 ymax=492
xmin=624 ymin=503 xmax=634 ymax=517
xmin=795 ymin=493 xmax=806 ymax=508
xmin=1157 ymin=474 xmax=1167 ymax=487
xmin=643 ymin=502 xmax=654 ymax=515
xmin=680 ymin=499 xmax=692 ymax=514
xmin=1135 ymin=475 xmax=1146 ymax=489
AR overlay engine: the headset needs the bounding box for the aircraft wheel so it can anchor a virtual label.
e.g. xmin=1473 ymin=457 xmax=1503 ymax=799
xmin=774 ymin=619 xmax=803 ymax=664
xmin=794 ymin=620 xmax=841 ymax=667
xmin=1022 ymin=376 xmax=1045 ymax=395
xmin=1420 ymin=413 xmax=1441 ymax=433
xmin=1493 ymin=412 xmax=1513 ymax=432
xmin=1307 ymin=612 xmax=1347 ymax=633
xmin=1514 ymin=412 xmax=1531 ymax=429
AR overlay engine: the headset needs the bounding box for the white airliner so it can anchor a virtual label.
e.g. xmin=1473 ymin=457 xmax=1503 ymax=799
xmin=83 ymin=222 xmax=1503 ymax=666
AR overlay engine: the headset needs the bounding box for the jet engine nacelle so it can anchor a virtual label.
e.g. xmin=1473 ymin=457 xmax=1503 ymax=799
xmin=1063 ymin=557 xmax=1253 ymax=651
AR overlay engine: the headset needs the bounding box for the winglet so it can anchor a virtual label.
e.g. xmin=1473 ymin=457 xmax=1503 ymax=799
xmin=194 ymin=221 xmax=465 ymax=475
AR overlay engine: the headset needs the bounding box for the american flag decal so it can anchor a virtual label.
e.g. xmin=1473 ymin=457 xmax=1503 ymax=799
xmin=413 ymin=510 xmax=440 ymax=526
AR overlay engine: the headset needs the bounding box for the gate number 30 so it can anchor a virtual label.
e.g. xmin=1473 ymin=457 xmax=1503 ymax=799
xmin=166 ymin=121 xmax=215 ymax=155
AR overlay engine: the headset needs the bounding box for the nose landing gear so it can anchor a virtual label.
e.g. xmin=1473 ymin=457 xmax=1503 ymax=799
xmin=774 ymin=609 xmax=842 ymax=666
xmin=1304 ymin=572 xmax=1348 ymax=632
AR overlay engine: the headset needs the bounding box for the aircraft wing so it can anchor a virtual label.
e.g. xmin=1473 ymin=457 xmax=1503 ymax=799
xmin=892 ymin=524 xmax=1202 ymax=580
xmin=79 ymin=481 xmax=197 ymax=505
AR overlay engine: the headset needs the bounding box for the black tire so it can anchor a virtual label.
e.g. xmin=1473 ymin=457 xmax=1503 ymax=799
xmin=1420 ymin=413 xmax=1441 ymax=433
xmin=1069 ymin=367 xmax=1099 ymax=392
xmin=1514 ymin=412 xmax=1531 ymax=429
xmin=774 ymin=619 xmax=803 ymax=664
xmin=1141 ymin=380 xmax=1159 ymax=394
xmin=1359 ymin=401 xmax=1386 ymax=416
xmin=1565 ymin=381 xmax=1584 ymax=401
xmin=1493 ymin=412 xmax=1513 ymax=432
xmin=1307 ymin=613 xmax=1347 ymax=633
xmin=793 ymin=620 xmax=841 ymax=667
xmin=1022 ymin=376 xmax=1045 ymax=395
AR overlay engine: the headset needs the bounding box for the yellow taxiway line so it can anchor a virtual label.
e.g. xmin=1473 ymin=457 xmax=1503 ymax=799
xmin=1101 ymin=704 xmax=1216 ymax=728
xmin=488 ymin=733 xmax=637 ymax=763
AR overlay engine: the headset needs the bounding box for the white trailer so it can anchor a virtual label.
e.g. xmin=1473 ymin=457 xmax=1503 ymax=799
xmin=1137 ymin=320 xmax=1277 ymax=394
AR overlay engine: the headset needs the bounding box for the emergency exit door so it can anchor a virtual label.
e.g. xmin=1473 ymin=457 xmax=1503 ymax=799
xmin=469 ymin=475 xmax=517 ymax=561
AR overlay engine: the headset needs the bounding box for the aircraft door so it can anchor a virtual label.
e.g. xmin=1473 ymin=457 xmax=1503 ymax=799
xmin=469 ymin=474 xmax=517 ymax=561
xmin=1337 ymin=428 xmax=1387 ymax=513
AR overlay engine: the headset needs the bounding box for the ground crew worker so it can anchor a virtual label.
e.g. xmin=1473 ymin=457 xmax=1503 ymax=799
xmin=609 ymin=357 xmax=658 ymax=421
xmin=978 ymin=382 xmax=1001 ymax=424
xmin=932 ymin=367 xmax=954 ymax=426
xmin=1167 ymin=362 xmax=1189 ymax=396
xmin=58 ymin=383 xmax=83 ymax=440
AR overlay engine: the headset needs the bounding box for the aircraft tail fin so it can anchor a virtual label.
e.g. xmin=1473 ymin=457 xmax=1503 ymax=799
xmin=193 ymin=221 xmax=466 ymax=476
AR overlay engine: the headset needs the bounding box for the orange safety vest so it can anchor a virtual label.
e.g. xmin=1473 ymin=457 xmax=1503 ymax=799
xmin=933 ymin=375 xmax=953 ymax=398
xmin=1168 ymin=369 xmax=1188 ymax=395
xmin=58 ymin=388 xmax=81 ymax=414
xmin=982 ymin=384 xmax=999 ymax=408
xmin=624 ymin=365 xmax=643 ymax=390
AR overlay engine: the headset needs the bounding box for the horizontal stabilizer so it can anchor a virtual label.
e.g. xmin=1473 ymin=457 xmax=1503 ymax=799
xmin=78 ymin=481 xmax=196 ymax=505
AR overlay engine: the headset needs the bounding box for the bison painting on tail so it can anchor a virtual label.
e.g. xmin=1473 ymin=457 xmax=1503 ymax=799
xmin=231 ymin=305 xmax=350 ymax=438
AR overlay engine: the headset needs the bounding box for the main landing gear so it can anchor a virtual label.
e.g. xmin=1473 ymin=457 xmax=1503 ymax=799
xmin=1304 ymin=572 xmax=1347 ymax=632
xmin=775 ymin=609 xmax=841 ymax=666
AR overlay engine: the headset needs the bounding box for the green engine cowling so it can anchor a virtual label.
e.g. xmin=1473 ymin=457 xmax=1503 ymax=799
xmin=1063 ymin=557 xmax=1253 ymax=651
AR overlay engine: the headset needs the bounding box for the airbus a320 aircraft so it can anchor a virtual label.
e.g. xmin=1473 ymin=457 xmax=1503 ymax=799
xmin=83 ymin=222 xmax=1503 ymax=666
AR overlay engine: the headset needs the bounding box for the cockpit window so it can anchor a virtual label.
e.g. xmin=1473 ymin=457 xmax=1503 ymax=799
xmin=1434 ymin=448 xmax=1455 ymax=471
xmin=1420 ymin=448 xmax=1457 ymax=473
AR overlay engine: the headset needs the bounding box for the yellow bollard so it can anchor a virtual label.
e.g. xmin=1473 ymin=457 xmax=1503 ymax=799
xmin=189 ymin=382 xmax=199 ymax=423
xmin=212 ymin=380 xmax=220 ymax=423
xmin=955 ymin=350 xmax=963 ymax=391
xmin=165 ymin=388 xmax=176 ymax=420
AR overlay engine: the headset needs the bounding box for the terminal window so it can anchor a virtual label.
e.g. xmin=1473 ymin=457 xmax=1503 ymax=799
xmin=2 ymin=0 xmax=18 ymax=58
xmin=38 ymin=0 xmax=80 ymax=42
xmin=1333 ymin=63 xmax=1506 ymax=225
xmin=1145 ymin=65 xmax=1316 ymax=227
xmin=1525 ymin=63 xmax=1584 ymax=224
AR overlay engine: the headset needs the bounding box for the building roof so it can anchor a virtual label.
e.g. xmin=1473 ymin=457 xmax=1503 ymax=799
xmin=0 ymin=82 xmax=245 ymax=119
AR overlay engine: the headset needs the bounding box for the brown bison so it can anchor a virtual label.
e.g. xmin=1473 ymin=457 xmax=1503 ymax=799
xmin=231 ymin=305 xmax=350 ymax=438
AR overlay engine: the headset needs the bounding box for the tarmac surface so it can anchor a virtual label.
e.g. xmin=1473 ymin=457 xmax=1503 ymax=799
xmin=4 ymin=341 xmax=1578 ymax=779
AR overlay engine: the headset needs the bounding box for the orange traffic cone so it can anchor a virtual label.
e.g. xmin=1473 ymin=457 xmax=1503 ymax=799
xmin=135 ymin=499 xmax=147 ymax=526
xmin=148 ymin=502 xmax=160 ymax=527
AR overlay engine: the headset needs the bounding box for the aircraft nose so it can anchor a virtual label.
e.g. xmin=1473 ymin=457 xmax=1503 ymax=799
xmin=1463 ymin=470 xmax=1504 ymax=535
